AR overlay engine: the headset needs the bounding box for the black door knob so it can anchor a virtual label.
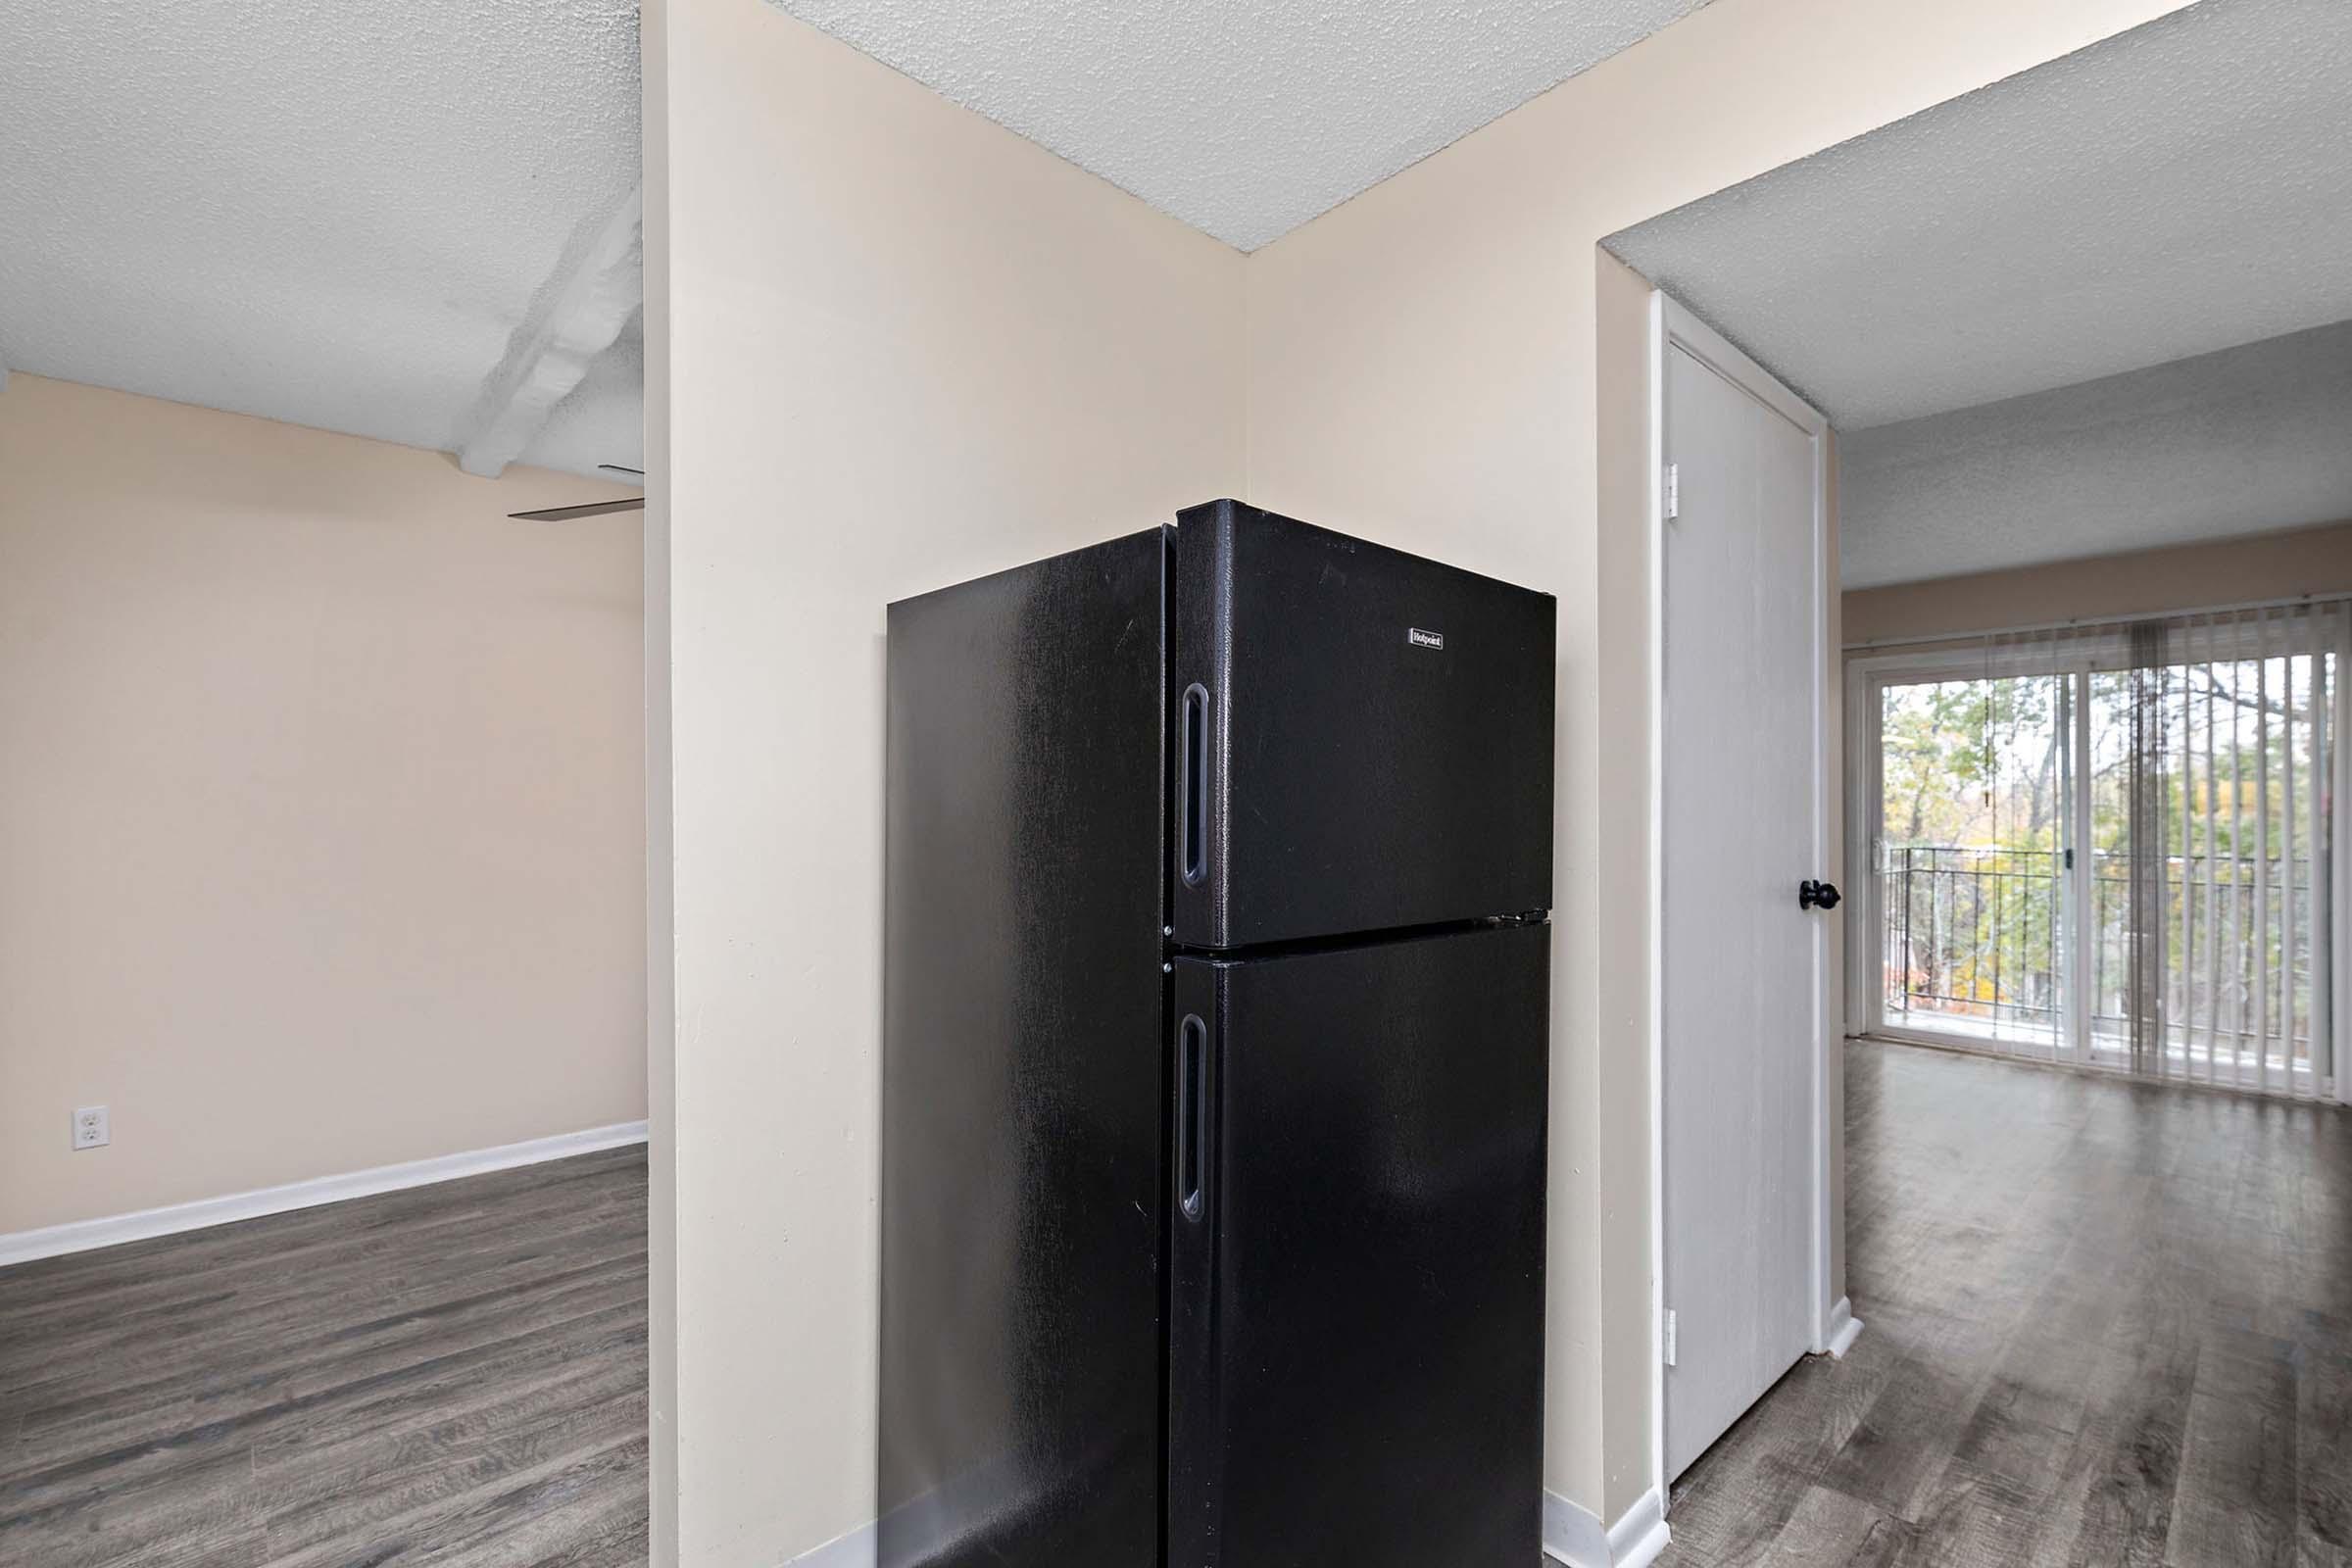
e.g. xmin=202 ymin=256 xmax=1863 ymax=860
xmin=1799 ymin=879 xmax=1841 ymax=911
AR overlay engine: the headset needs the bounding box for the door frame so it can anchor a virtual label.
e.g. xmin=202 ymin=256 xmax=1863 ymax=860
xmin=1647 ymin=291 xmax=1854 ymax=1499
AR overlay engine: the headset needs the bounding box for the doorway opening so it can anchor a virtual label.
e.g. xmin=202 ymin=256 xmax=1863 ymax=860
xmin=1596 ymin=0 xmax=2352 ymax=1557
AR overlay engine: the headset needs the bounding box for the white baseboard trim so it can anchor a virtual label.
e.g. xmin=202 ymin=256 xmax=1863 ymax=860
xmin=1824 ymin=1295 xmax=1866 ymax=1359
xmin=1544 ymin=1486 xmax=1670 ymax=1567
xmin=1607 ymin=1487 xmax=1671 ymax=1568
xmin=0 ymin=1120 xmax=650 ymax=1267
xmin=783 ymin=1518 xmax=875 ymax=1567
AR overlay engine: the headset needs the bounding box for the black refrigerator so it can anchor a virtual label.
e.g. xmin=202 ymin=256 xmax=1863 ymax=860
xmin=881 ymin=499 xmax=1554 ymax=1568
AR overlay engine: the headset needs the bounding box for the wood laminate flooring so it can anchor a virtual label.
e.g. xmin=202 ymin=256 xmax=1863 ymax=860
xmin=0 ymin=1145 xmax=648 ymax=1567
xmin=1661 ymin=1040 xmax=2352 ymax=1568
xmin=5 ymin=1046 xmax=2346 ymax=1567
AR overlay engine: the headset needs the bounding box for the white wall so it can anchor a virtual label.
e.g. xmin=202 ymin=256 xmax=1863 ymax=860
xmin=0 ymin=374 xmax=647 ymax=1237
xmin=645 ymin=0 xmax=2197 ymax=1556
xmin=642 ymin=2 xmax=1247 ymax=1560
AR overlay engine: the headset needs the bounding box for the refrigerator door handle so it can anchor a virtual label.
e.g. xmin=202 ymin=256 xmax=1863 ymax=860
xmin=1177 ymin=1012 xmax=1209 ymax=1221
xmin=1180 ymin=682 xmax=1210 ymax=888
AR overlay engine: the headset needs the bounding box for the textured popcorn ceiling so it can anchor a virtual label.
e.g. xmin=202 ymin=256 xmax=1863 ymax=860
xmin=0 ymin=0 xmax=643 ymax=479
xmin=771 ymin=0 xmax=1711 ymax=252
xmin=1839 ymin=321 xmax=2352 ymax=589
xmin=0 ymin=0 xmax=1704 ymax=467
xmin=1605 ymin=0 xmax=2352 ymax=430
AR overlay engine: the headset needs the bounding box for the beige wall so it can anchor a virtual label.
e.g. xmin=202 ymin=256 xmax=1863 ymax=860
xmin=0 ymin=374 xmax=647 ymax=1237
xmin=646 ymin=0 xmax=2197 ymax=1557
xmin=641 ymin=0 xmax=680 ymax=1553
xmin=1845 ymin=518 xmax=2352 ymax=647
xmin=643 ymin=1 xmax=1247 ymax=1560
xmin=1242 ymin=0 xmax=2190 ymax=1523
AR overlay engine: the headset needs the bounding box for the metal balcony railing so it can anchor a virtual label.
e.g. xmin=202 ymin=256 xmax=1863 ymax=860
xmin=1880 ymin=842 xmax=2323 ymax=1066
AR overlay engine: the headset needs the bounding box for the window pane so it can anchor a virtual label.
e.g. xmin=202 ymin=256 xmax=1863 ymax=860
xmin=1880 ymin=673 xmax=2067 ymax=1053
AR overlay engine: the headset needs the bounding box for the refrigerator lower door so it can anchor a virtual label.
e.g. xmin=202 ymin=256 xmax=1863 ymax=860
xmin=1169 ymin=922 xmax=1549 ymax=1567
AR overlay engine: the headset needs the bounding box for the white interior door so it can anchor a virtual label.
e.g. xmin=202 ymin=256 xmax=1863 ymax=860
xmin=1660 ymin=300 xmax=1831 ymax=1481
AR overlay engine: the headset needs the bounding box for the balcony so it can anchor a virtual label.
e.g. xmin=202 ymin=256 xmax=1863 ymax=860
xmin=1880 ymin=842 xmax=2325 ymax=1085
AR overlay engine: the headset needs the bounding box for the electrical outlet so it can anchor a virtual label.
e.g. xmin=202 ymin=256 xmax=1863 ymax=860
xmin=72 ymin=1105 xmax=110 ymax=1152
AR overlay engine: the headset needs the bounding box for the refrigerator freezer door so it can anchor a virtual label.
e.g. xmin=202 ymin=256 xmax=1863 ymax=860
xmin=1169 ymin=922 xmax=1549 ymax=1568
xmin=1170 ymin=500 xmax=1555 ymax=949
xmin=881 ymin=531 xmax=1166 ymax=1568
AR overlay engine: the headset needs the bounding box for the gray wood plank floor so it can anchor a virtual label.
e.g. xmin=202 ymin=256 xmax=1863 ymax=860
xmin=0 ymin=1145 xmax=648 ymax=1568
xmin=1660 ymin=1039 xmax=2352 ymax=1568
xmin=5 ymin=1044 xmax=2345 ymax=1567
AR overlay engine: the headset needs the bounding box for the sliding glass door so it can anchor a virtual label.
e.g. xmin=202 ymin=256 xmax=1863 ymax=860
xmin=1854 ymin=604 xmax=2348 ymax=1102
xmin=1877 ymin=667 xmax=2070 ymax=1053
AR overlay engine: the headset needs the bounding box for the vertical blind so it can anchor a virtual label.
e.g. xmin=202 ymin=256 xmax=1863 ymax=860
xmin=2111 ymin=603 xmax=2339 ymax=1098
xmin=1877 ymin=599 xmax=2343 ymax=1101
